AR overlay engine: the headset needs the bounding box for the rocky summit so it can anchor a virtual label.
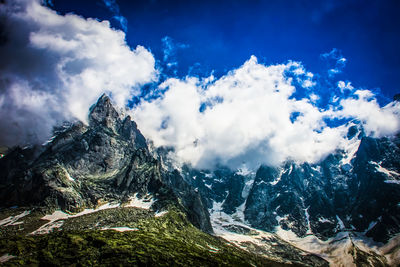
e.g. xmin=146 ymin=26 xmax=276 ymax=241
xmin=0 ymin=94 xmax=212 ymax=233
xmin=0 ymin=94 xmax=399 ymax=266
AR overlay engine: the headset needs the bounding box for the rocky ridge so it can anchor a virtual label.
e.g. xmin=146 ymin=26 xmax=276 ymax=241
xmin=0 ymin=94 xmax=212 ymax=233
xmin=179 ymin=124 xmax=400 ymax=266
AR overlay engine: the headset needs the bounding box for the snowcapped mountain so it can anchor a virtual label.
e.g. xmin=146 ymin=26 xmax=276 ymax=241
xmin=1 ymin=94 xmax=399 ymax=266
xmin=180 ymin=124 xmax=400 ymax=266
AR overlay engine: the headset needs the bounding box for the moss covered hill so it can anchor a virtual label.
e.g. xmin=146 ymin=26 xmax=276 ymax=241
xmin=0 ymin=205 xmax=324 ymax=266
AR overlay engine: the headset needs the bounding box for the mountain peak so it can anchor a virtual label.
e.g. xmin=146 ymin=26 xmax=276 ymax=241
xmin=88 ymin=94 xmax=120 ymax=130
xmin=98 ymin=93 xmax=109 ymax=101
xmin=87 ymin=93 xmax=148 ymax=149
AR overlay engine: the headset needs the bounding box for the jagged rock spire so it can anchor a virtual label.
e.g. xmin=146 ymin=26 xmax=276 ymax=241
xmin=88 ymin=94 xmax=121 ymax=131
xmin=88 ymin=93 xmax=147 ymax=148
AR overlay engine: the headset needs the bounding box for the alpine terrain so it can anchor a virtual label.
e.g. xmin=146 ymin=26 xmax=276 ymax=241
xmin=0 ymin=94 xmax=399 ymax=266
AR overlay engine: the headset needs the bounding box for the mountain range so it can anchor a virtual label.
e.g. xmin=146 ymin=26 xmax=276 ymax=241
xmin=1 ymin=94 xmax=399 ymax=266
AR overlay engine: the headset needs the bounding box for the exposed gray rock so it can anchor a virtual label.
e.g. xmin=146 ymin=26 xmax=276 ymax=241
xmin=243 ymin=133 xmax=400 ymax=243
xmin=0 ymin=94 xmax=212 ymax=232
xmin=179 ymin=125 xmax=400 ymax=254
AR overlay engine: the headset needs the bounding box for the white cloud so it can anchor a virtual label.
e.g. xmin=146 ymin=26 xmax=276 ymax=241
xmin=287 ymin=62 xmax=315 ymax=88
xmin=0 ymin=0 xmax=156 ymax=146
xmin=302 ymin=79 xmax=315 ymax=88
xmin=338 ymin=81 xmax=354 ymax=92
xmin=309 ymin=93 xmax=320 ymax=102
xmin=133 ymin=56 xmax=400 ymax=170
xmin=328 ymin=68 xmax=340 ymax=76
xmin=337 ymin=90 xmax=400 ymax=136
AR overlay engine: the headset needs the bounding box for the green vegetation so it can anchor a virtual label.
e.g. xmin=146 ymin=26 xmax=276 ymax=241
xmin=0 ymin=208 xmax=47 ymax=237
xmin=0 ymin=208 xmax=289 ymax=266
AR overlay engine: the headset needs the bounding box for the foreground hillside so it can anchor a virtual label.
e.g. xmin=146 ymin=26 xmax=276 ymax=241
xmin=0 ymin=205 xmax=327 ymax=266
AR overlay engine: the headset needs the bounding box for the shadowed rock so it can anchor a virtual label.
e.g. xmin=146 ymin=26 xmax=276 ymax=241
xmin=0 ymin=94 xmax=212 ymax=233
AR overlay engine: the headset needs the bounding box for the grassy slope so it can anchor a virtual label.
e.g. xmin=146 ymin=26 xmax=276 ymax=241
xmin=0 ymin=207 xmax=293 ymax=266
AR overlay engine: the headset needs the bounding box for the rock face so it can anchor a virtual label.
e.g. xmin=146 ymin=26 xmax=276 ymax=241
xmin=180 ymin=125 xmax=400 ymax=243
xmin=244 ymin=133 xmax=400 ymax=243
xmin=179 ymin=125 xmax=400 ymax=265
xmin=0 ymin=94 xmax=212 ymax=233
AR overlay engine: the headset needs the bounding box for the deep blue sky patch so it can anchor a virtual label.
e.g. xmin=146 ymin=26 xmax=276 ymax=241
xmin=51 ymin=0 xmax=400 ymax=102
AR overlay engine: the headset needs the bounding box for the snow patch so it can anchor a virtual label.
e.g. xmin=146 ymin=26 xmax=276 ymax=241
xmin=231 ymin=202 xmax=246 ymax=223
xmin=210 ymin=200 xmax=390 ymax=267
xmin=275 ymin=227 xmax=356 ymax=267
xmin=155 ymin=211 xmax=168 ymax=217
xmin=365 ymin=221 xmax=378 ymax=233
xmin=369 ymin=161 xmax=400 ymax=184
xmin=235 ymin=165 xmax=255 ymax=176
xmin=31 ymin=202 xmax=120 ymax=235
xmin=340 ymin=139 xmax=361 ymax=165
xmin=304 ymin=206 xmax=312 ymax=234
xmin=384 ymin=180 xmax=400 ymax=185
xmin=270 ymin=168 xmax=284 ymax=185
xmin=241 ymin=178 xmax=255 ymax=199
xmin=41 ymin=210 xmax=71 ymax=221
xmin=69 ymin=202 xmax=121 ymax=217
xmin=210 ymin=201 xmax=290 ymax=259
xmin=318 ymin=217 xmax=333 ymax=224
xmin=276 ymin=214 xmax=288 ymax=223
xmin=125 ymin=194 xmax=154 ymax=209
xmin=336 ymin=215 xmax=345 ymax=230
xmin=207 ymin=244 xmax=220 ymax=253
xmin=32 ymin=220 xmax=65 ymax=235
xmin=66 ymin=172 xmax=75 ymax=182
xmin=102 ymin=226 xmax=139 ymax=232
xmin=287 ymin=164 xmax=293 ymax=175
xmin=0 ymin=210 xmax=30 ymax=226
xmin=275 ymin=223 xmax=395 ymax=267
xmin=311 ymin=166 xmax=322 ymax=172
xmin=256 ymin=180 xmax=268 ymax=186
xmin=0 ymin=254 xmax=16 ymax=263
xmin=42 ymin=135 xmax=56 ymax=146
xmin=210 ymin=201 xmax=248 ymax=228
xmin=371 ymin=161 xmax=400 ymax=177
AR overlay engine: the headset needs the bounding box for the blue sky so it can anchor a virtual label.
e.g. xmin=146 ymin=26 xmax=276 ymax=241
xmin=1 ymin=0 xmax=400 ymax=168
xmin=52 ymin=0 xmax=400 ymax=102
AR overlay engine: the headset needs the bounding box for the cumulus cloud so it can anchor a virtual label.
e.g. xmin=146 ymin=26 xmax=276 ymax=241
xmin=0 ymin=0 xmax=156 ymax=146
xmin=337 ymin=80 xmax=354 ymax=92
xmin=336 ymin=90 xmax=400 ymax=136
xmin=133 ymin=56 xmax=400 ymax=170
